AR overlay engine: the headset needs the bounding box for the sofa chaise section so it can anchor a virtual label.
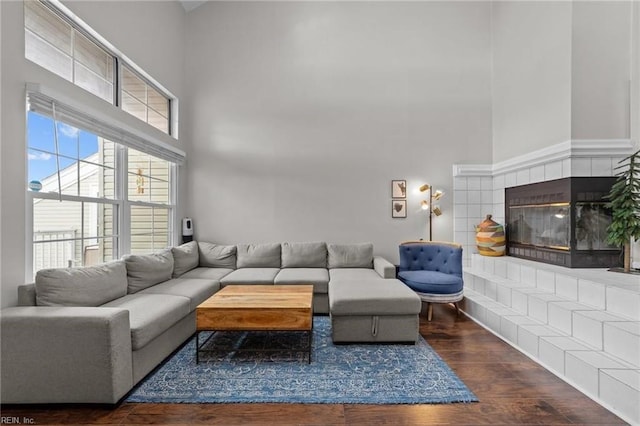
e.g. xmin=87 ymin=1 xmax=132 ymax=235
xmin=326 ymin=243 xmax=421 ymax=343
xmin=329 ymin=278 xmax=421 ymax=343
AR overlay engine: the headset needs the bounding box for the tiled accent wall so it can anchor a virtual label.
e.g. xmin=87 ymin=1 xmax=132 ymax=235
xmin=453 ymin=168 xmax=493 ymax=265
xmin=453 ymin=140 xmax=635 ymax=265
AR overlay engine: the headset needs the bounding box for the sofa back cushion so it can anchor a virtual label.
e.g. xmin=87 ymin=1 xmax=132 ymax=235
xmin=35 ymin=260 xmax=127 ymax=306
xmin=123 ymin=249 xmax=174 ymax=293
xmin=171 ymin=241 xmax=199 ymax=277
xmin=327 ymin=243 xmax=374 ymax=269
xmin=198 ymin=242 xmax=237 ymax=268
xmin=281 ymin=242 xmax=327 ymax=268
xmin=237 ymin=243 xmax=281 ymax=268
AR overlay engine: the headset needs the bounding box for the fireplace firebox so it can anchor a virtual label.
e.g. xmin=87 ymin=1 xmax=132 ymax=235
xmin=505 ymin=177 xmax=622 ymax=268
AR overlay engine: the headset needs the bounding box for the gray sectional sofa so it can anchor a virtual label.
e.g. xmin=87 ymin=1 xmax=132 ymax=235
xmin=0 ymin=241 xmax=420 ymax=404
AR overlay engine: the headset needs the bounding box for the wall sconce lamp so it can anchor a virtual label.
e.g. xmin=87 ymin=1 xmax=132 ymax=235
xmin=419 ymin=184 xmax=444 ymax=241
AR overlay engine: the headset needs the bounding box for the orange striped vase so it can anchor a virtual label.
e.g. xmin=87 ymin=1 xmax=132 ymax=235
xmin=475 ymin=214 xmax=506 ymax=257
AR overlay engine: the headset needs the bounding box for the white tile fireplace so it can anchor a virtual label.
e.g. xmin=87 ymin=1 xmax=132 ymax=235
xmin=452 ymin=139 xmax=637 ymax=267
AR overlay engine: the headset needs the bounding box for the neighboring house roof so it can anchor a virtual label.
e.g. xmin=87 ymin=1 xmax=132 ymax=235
xmin=36 ymin=153 xmax=100 ymax=200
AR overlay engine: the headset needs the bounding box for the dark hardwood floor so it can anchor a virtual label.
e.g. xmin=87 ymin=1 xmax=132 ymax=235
xmin=1 ymin=303 xmax=627 ymax=425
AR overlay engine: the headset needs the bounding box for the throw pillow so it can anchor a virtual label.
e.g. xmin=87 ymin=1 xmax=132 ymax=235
xmin=198 ymin=242 xmax=237 ymax=269
xmin=281 ymin=242 xmax=327 ymax=268
xmin=123 ymin=249 xmax=174 ymax=293
xmin=171 ymin=241 xmax=199 ymax=277
xmin=236 ymin=243 xmax=281 ymax=268
xmin=35 ymin=260 xmax=128 ymax=306
xmin=327 ymin=243 xmax=374 ymax=269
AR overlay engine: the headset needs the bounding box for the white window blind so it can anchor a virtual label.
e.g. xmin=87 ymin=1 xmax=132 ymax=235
xmin=26 ymin=84 xmax=185 ymax=165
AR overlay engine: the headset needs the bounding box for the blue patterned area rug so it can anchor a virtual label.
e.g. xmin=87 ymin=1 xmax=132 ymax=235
xmin=126 ymin=316 xmax=477 ymax=404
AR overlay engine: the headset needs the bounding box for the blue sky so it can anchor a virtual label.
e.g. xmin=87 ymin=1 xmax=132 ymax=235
xmin=27 ymin=111 xmax=99 ymax=183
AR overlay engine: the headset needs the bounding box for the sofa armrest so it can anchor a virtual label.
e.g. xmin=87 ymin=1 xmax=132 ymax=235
xmin=373 ymin=256 xmax=396 ymax=279
xmin=0 ymin=306 xmax=133 ymax=404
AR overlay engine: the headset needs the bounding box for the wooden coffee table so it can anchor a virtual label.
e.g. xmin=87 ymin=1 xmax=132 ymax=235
xmin=195 ymin=285 xmax=314 ymax=363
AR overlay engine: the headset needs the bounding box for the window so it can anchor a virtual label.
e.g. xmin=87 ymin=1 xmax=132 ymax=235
xmin=127 ymin=149 xmax=172 ymax=254
xmin=28 ymin=111 xmax=120 ymax=270
xmin=26 ymin=90 xmax=182 ymax=276
xmin=24 ymin=0 xmax=174 ymax=136
xmin=25 ymin=0 xmax=114 ymax=103
xmin=122 ymin=66 xmax=170 ymax=134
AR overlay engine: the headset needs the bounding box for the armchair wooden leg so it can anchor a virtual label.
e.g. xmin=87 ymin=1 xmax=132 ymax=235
xmin=453 ymin=302 xmax=460 ymax=317
xmin=427 ymin=303 xmax=433 ymax=321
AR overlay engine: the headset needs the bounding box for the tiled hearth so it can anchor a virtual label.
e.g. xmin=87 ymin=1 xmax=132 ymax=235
xmin=462 ymin=254 xmax=639 ymax=425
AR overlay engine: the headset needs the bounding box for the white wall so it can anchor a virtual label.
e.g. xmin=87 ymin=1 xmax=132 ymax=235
xmin=183 ymin=1 xmax=493 ymax=263
xmin=571 ymin=1 xmax=632 ymax=139
xmin=492 ymin=1 xmax=635 ymax=163
xmin=0 ymin=1 xmax=186 ymax=308
xmin=491 ymin=1 xmax=572 ymax=163
xmin=0 ymin=0 xmax=3 ymax=308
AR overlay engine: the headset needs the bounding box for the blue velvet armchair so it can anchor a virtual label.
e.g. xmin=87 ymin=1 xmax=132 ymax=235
xmin=398 ymin=241 xmax=464 ymax=321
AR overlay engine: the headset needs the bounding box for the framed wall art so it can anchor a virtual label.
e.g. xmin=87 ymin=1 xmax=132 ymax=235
xmin=392 ymin=200 xmax=407 ymax=218
xmin=392 ymin=180 xmax=406 ymax=199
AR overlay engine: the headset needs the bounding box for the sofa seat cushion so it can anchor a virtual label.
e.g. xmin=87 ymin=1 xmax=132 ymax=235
xmin=180 ymin=267 xmax=234 ymax=281
xmin=329 ymin=279 xmax=421 ymax=316
xmin=138 ymin=278 xmax=220 ymax=311
xmin=329 ymin=268 xmax=380 ymax=281
xmin=102 ymin=294 xmax=190 ymax=350
xmin=220 ymin=268 xmax=280 ymax=285
xmin=35 ymin=260 xmax=127 ymax=307
xmin=274 ymin=268 xmax=329 ymax=293
xmin=397 ymin=270 xmax=463 ymax=294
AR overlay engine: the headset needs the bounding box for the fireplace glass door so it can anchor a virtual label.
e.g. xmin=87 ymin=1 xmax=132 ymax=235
xmin=575 ymin=203 xmax=617 ymax=251
xmin=508 ymin=203 xmax=570 ymax=251
xmin=505 ymin=177 xmax=621 ymax=268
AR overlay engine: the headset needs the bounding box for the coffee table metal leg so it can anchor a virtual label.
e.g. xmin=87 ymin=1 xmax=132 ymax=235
xmin=307 ymin=318 xmax=313 ymax=364
xmin=196 ymin=331 xmax=200 ymax=364
xmin=308 ymin=329 xmax=312 ymax=364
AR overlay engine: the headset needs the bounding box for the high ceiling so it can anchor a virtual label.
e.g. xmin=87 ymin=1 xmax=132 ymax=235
xmin=179 ymin=0 xmax=207 ymax=13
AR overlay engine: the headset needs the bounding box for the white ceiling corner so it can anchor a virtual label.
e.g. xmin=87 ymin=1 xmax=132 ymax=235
xmin=179 ymin=1 xmax=207 ymax=13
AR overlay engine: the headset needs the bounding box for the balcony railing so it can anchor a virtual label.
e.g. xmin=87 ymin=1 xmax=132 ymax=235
xmin=34 ymin=230 xmax=78 ymax=271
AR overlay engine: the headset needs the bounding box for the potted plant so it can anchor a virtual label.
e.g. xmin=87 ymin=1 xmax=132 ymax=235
xmin=606 ymin=149 xmax=640 ymax=273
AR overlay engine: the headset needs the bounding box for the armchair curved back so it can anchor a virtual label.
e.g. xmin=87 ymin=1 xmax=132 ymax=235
xmin=399 ymin=241 xmax=463 ymax=277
